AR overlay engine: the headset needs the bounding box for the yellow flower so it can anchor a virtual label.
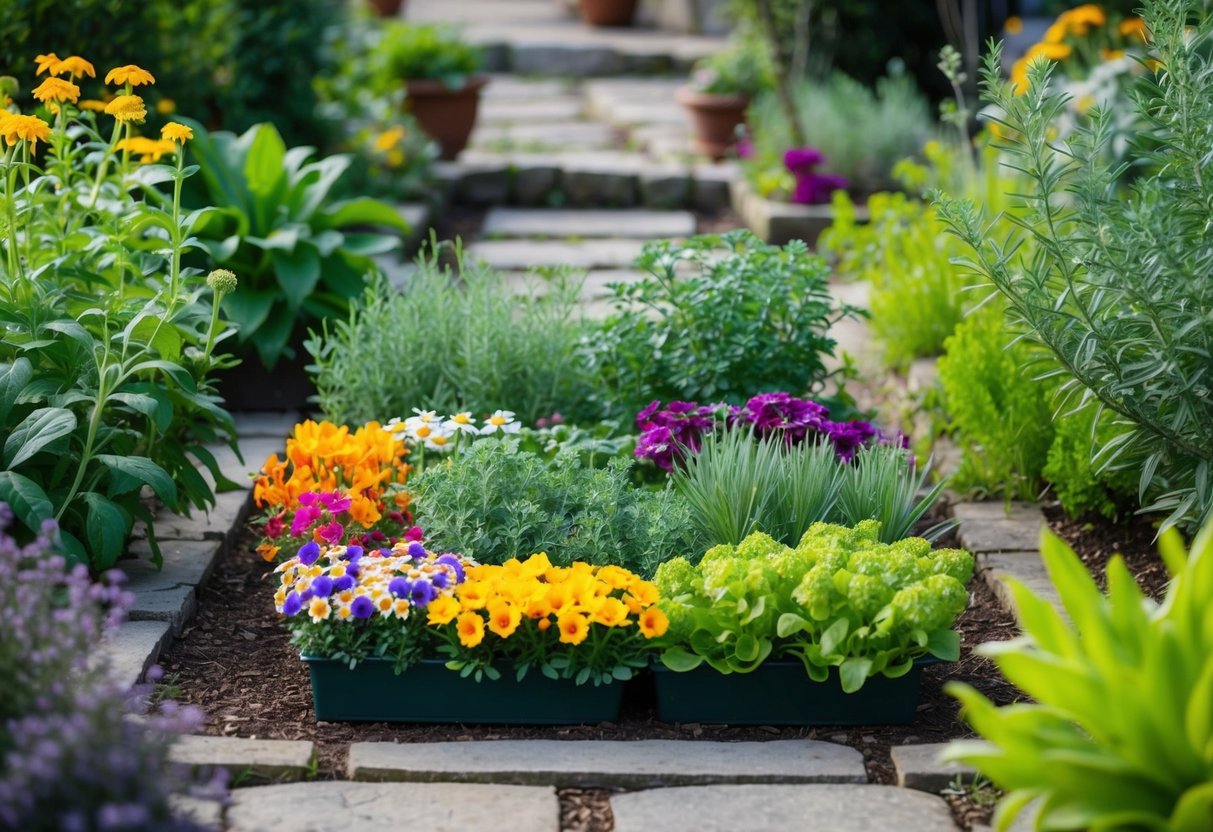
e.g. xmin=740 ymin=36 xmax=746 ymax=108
xmin=638 ymin=607 xmax=669 ymax=639
xmin=591 ymin=597 xmax=630 ymax=628
xmin=79 ymin=99 xmax=109 ymax=112
xmin=115 ymin=136 xmax=175 ymax=163
xmin=105 ymin=94 xmax=148 ymax=124
xmin=0 ymin=114 xmax=52 ymax=151
xmin=487 ymin=602 xmax=522 ymax=639
xmin=1119 ymin=17 xmax=1148 ymax=42
xmin=1043 ymin=21 xmax=1068 ymax=43
xmin=1003 ymin=15 xmax=1023 ymax=35
xmin=105 ymin=64 xmax=156 ymax=87
xmin=373 ymin=125 xmax=405 ymax=152
xmin=426 ymin=595 xmax=460 ymax=625
xmin=456 ymin=611 xmax=485 ymax=648
xmin=52 ymin=56 xmax=96 ymax=79
xmin=156 ymin=98 xmax=176 ymax=115
xmin=32 ymin=77 xmax=80 ymax=105
xmin=308 ymin=597 xmax=332 ymax=622
xmin=557 ymin=611 xmax=589 ymax=645
xmin=525 ymin=595 xmax=553 ymax=620
xmin=34 ymin=53 xmax=60 ymax=76
xmin=161 ymin=121 xmax=194 ymax=144
xmin=521 ymin=552 xmax=552 ymax=578
xmin=459 ymin=580 xmax=489 ymax=610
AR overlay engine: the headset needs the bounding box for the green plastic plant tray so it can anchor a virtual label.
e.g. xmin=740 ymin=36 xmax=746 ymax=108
xmin=303 ymin=656 xmax=624 ymax=724
xmin=651 ymin=659 xmax=932 ymax=726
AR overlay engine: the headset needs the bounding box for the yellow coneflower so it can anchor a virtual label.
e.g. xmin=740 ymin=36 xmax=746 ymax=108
xmin=78 ymin=99 xmax=109 ymax=112
xmin=104 ymin=64 xmax=156 ymax=87
xmin=34 ymin=53 xmax=60 ymax=76
xmin=32 ymin=77 xmax=80 ymax=105
xmin=0 ymin=114 xmax=52 ymax=151
xmin=115 ymin=136 xmax=175 ymax=163
xmin=52 ymin=56 xmax=95 ymax=79
xmin=160 ymin=121 xmax=193 ymax=144
xmin=373 ymin=125 xmax=406 ymax=153
xmin=156 ymin=98 xmax=176 ymax=115
xmin=104 ymin=94 xmax=147 ymax=124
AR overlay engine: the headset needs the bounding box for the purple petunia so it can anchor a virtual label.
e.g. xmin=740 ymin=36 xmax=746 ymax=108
xmin=297 ymin=541 xmax=321 ymax=566
xmin=350 ymin=596 xmax=375 ymax=619
xmin=344 ymin=545 xmax=364 ymax=562
xmin=331 ymin=575 xmax=355 ymax=593
xmin=436 ymin=554 xmax=466 ymax=582
xmin=409 ymin=579 xmax=437 ymax=607
xmin=290 ymin=505 xmax=321 ymax=537
xmin=406 ymin=542 xmax=427 ymax=560
xmin=281 ymin=592 xmax=303 ymax=617
xmin=310 ymin=576 xmax=334 ymax=598
xmin=388 ymin=577 xmax=412 ymax=598
xmin=635 ymin=399 xmax=717 ymax=471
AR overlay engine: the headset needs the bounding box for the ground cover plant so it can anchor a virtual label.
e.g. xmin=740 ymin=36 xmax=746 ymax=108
xmin=654 ymin=523 xmax=974 ymax=692
xmin=0 ymin=55 xmax=239 ymax=570
xmin=935 ymin=0 xmax=1213 ymax=532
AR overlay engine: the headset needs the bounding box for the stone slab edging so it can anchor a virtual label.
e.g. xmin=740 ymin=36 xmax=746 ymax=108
xmin=225 ymin=781 xmax=559 ymax=832
xmin=347 ymin=739 xmax=867 ymax=788
xmin=890 ymin=743 xmax=978 ymax=794
xmin=731 ymin=178 xmax=871 ymax=246
xmin=609 ymin=784 xmax=959 ymax=832
xmin=949 ymin=500 xmax=1062 ymax=620
xmin=169 ymin=735 xmax=316 ymax=782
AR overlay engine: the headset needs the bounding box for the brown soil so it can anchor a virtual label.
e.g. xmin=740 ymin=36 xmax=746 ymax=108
xmin=157 ymin=510 xmax=1160 ymax=831
xmin=1043 ymin=503 xmax=1170 ymax=600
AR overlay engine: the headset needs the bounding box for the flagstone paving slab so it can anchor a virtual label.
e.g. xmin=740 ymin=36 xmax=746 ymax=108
xmin=348 ymin=740 xmax=867 ymax=788
xmin=981 ymin=551 xmax=1064 ymax=619
xmin=483 ymin=208 xmax=695 ymax=239
xmin=952 ymin=502 xmax=1047 ymax=554
xmin=610 ymin=784 xmax=959 ymax=832
xmin=99 ymin=619 xmax=172 ymax=689
xmin=169 ymin=795 xmax=223 ymax=830
xmin=891 ymin=743 xmax=979 ymax=793
xmin=226 ymin=781 xmax=559 ymax=832
xmin=171 ymin=735 xmax=314 ymax=782
xmin=479 ymin=97 xmax=586 ymax=124
xmin=473 ymin=122 xmax=616 ymax=152
xmin=468 ymin=239 xmax=647 ymax=271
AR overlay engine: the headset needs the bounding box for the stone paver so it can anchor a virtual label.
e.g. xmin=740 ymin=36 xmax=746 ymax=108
xmin=98 ymin=619 xmax=172 ymax=689
xmin=134 ymin=488 xmax=252 ymax=543
xmin=231 ymin=411 xmax=299 ymax=439
xmin=981 ymin=551 xmax=1064 ymax=618
xmin=952 ymin=502 xmax=1047 ymax=554
xmin=483 ymin=208 xmax=695 ymax=239
xmin=891 ymin=743 xmax=979 ymax=793
xmin=610 ymin=784 xmax=958 ymax=832
xmin=468 ymin=239 xmax=647 ymax=271
xmin=201 ymin=436 xmax=284 ymax=489
xmin=348 ymin=740 xmax=866 ymax=787
xmin=732 ymin=178 xmax=850 ymax=245
xmin=171 ymin=735 xmax=315 ymax=781
xmin=226 ymin=782 xmax=558 ymax=832
xmin=125 ymin=538 xmax=223 ymax=589
xmin=169 ymin=795 xmax=224 ymax=829
xmin=473 ymin=121 xmax=615 ymax=151
xmin=480 ymin=97 xmax=585 ymax=123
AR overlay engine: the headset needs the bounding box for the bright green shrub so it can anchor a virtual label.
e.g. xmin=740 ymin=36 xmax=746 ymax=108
xmin=1043 ymin=404 xmax=1137 ymax=520
xmin=946 ymin=516 xmax=1213 ymax=831
xmin=655 ymin=523 xmax=973 ymax=692
xmin=409 ymin=437 xmax=695 ymax=577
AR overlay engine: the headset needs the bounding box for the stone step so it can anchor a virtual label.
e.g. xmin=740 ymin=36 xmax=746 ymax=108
xmin=483 ymin=208 xmax=695 ymax=239
xmin=479 ymin=97 xmax=586 ymax=124
xmin=472 ymin=121 xmax=616 ymax=152
xmin=467 ymin=238 xmax=648 ymax=271
xmin=610 ymin=784 xmax=959 ymax=832
xmin=347 ymin=740 xmax=867 ymax=788
xmin=890 ymin=743 xmax=979 ymax=793
xmin=97 ymin=619 xmax=172 ymax=689
xmin=170 ymin=735 xmax=315 ymax=782
xmin=226 ymin=782 xmax=558 ymax=832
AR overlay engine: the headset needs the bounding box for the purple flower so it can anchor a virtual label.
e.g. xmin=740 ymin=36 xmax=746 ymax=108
xmin=350 ymin=596 xmax=375 ymax=619
xmin=635 ymin=400 xmax=718 ymax=471
xmin=824 ymin=419 xmax=878 ymax=462
xmin=410 ymin=579 xmax=437 ymax=607
xmin=388 ymin=577 xmax=412 ymax=598
xmin=290 ymin=505 xmax=321 ymax=537
xmin=436 ymin=554 xmax=465 ymax=582
xmin=318 ymin=491 xmax=352 ymax=514
xmin=784 ymin=146 xmax=824 ymax=170
xmin=316 ymin=521 xmax=344 ymax=546
xmin=781 ymin=146 xmax=847 ymax=205
xmin=297 ymin=541 xmax=321 ymax=566
xmin=332 ymin=575 xmax=356 ymax=593
xmin=310 ymin=576 xmax=334 ymax=598
xmin=281 ymin=592 xmax=303 ymax=617
xmin=431 ymin=571 xmax=450 ymax=589
xmin=404 ymin=526 xmax=424 ymax=542
xmin=344 ymin=545 xmax=364 ymax=561
xmin=406 ymin=542 xmax=427 ymax=560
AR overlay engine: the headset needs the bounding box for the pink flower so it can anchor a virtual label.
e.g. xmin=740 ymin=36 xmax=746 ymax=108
xmin=316 ymin=521 xmax=344 ymax=546
xmin=404 ymin=526 xmax=424 ymax=542
xmin=318 ymin=491 xmax=352 ymax=514
xmin=290 ymin=505 xmax=322 ymax=537
xmin=264 ymin=513 xmax=284 ymax=539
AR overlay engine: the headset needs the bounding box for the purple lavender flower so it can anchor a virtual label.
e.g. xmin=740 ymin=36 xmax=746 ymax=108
xmin=350 ymin=596 xmax=375 ymax=619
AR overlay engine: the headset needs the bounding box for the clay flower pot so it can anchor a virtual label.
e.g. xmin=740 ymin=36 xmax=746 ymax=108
xmin=578 ymin=0 xmax=639 ymax=27
xmin=367 ymin=0 xmax=407 ymax=17
xmin=675 ymin=86 xmax=750 ymax=161
xmin=404 ymin=76 xmax=488 ymax=161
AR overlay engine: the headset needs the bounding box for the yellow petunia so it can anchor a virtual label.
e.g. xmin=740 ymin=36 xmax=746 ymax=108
xmin=52 ymin=55 xmax=96 ymax=79
xmin=32 ymin=77 xmax=80 ymax=105
xmin=638 ymin=607 xmax=669 ymax=639
xmin=105 ymin=94 xmax=147 ymax=124
xmin=34 ymin=53 xmax=60 ymax=76
xmin=426 ymin=595 xmax=460 ymax=625
xmin=160 ymin=121 xmax=194 ymax=144
xmin=456 ymin=611 xmax=485 ymax=648
xmin=459 ymin=580 xmax=489 ymax=611
xmin=557 ymin=611 xmax=589 ymax=645
xmin=487 ymin=602 xmax=522 ymax=639
xmin=105 ymin=64 xmax=156 ymax=87
xmin=591 ymin=597 xmax=630 ymax=628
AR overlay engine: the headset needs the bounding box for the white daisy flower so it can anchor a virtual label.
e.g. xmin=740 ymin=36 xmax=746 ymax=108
xmin=480 ymin=409 xmax=520 ymax=435
xmin=444 ymin=411 xmax=479 ymax=435
xmin=424 ymin=425 xmax=457 ymax=453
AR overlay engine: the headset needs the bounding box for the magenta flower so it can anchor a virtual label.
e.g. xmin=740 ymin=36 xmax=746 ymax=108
xmin=635 ymin=400 xmax=718 ymax=471
xmin=783 ymin=146 xmax=848 ymax=205
xmin=290 ymin=505 xmax=321 ymax=537
xmin=316 ymin=521 xmax=344 ymax=546
xmin=318 ymin=491 xmax=352 ymax=514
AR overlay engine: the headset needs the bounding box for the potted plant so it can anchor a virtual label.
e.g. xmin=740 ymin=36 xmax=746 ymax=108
xmin=277 ymin=537 xmax=668 ymax=723
xmin=651 ymin=523 xmax=974 ymax=725
xmin=676 ymin=43 xmax=771 ymax=160
xmin=372 ymin=23 xmax=486 ymax=160
xmin=366 ymin=0 xmax=407 ymax=17
xmin=578 ymin=0 xmax=639 ymax=27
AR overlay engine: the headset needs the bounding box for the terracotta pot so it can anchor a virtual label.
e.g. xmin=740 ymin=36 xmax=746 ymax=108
xmin=367 ymin=0 xmax=407 ymax=17
xmin=675 ymin=86 xmax=750 ymax=162
xmin=404 ymin=76 xmax=488 ymax=161
xmin=578 ymin=0 xmax=639 ymax=27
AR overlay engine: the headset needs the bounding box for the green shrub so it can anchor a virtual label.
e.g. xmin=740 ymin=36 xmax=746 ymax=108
xmin=590 ymin=231 xmax=856 ymax=421
xmin=184 ymin=121 xmax=409 ymax=369
xmin=688 ymin=41 xmax=772 ymax=97
xmin=934 ymin=1 xmax=1213 ymax=532
xmin=371 ymin=23 xmax=482 ymax=87
xmin=655 ymin=523 xmax=973 ymax=691
xmin=945 ymin=516 xmax=1213 ymax=830
xmin=307 ymin=246 xmax=602 ymax=427
xmin=409 ymin=437 xmax=696 ymax=577
xmin=1043 ymin=404 xmax=1137 ymax=520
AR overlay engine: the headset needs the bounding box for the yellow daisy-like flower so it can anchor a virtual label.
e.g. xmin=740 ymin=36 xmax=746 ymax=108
xmin=426 ymin=595 xmax=460 ymax=625
xmin=156 ymin=97 xmax=176 ymax=115
xmin=52 ymin=56 xmax=96 ymax=79
xmin=308 ymin=597 xmax=332 ymax=623
xmin=115 ymin=136 xmax=176 ymax=163
xmin=638 ymin=607 xmax=669 ymax=639
xmin=32 ymin=77 xmax=80 ymax=105
xmin=34 ymin=53 xmax=60 ymax=76
xmin=0 ymin=114 xmax=52 ymax=151
xmin=1003 ymin=15 xmax=1023 ymax=36
xmin=161 ymin=121 xmax=194 ymax=144
xmin=456 ymin=611 xmax=485 ymax=648
xmin=557 ymin=611 xmax=590 ymax=645
xmin=373 ymin=125 xmax=405 ymax=153
xmin=105 ymin=64 xmax=156 ymax=87
xmin=105 ymin=94 xmax=147 ymax=124
xmin=79 ymin=99 xmax=109 ymax=112
xmin=1119 ymin=17 xmax=1148 ymax=42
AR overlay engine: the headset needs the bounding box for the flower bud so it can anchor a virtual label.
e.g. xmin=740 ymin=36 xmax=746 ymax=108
xmin=206 ymin=268 xmax=237 ymax=295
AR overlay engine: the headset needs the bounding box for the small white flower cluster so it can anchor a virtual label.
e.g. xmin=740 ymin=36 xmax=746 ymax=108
xmin=386 ymin=408 xmax=520 ymax=453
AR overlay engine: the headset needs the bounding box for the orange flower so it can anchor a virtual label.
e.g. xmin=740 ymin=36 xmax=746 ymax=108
xmin=32 ymin=77 xmax=80 ymax=104
xmin=105 ymin=64 xmax=156 ymax=87
xmin=557 ymin=611 xmax=589 ymax=645
xmin=34 ymin=53 xmax=60 ymax=76
xmin=456 ymin=611 xmax=485 ymax=647
xmin=0 ymin=114 xmax=52 ymax=151
xmin=52 ymin=56 xmax=96 ymax=79
xmin=638 ymin=607 xmax=669 ymax=639
xmin=256 ymin=543 xmax=281 ymax=562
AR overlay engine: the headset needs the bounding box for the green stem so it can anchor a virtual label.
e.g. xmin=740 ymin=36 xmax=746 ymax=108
xmin=169 ymin=148 xmax=184 ymax=301
xmin=57 ymin=349 xmax=111 ymax=520
xmin=87 ymin=117 xmax=124 ymax=209
xmin=3 ymin=145 xmax=18 ymax=278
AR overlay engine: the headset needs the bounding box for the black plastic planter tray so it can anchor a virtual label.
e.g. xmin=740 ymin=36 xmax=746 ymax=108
xmin=651 ymin=659 xmax=932 ymax=726
xmin=303 ymin=656 xmax=624 ymax=725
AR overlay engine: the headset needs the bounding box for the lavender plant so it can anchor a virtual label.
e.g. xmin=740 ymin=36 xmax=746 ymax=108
xmin=0 ymin=504 xmax=225 ymax=830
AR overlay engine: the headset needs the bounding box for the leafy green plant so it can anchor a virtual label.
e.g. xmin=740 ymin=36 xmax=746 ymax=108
xmin=590 ymin=231 xmax=856 ymax=421
xmin=371 ymin=23 xmax=482 ymax=87
xmin=409 ymin=437 xmax=696 ymax=577
xmin=184 ymin=120 xmax=409 ymax=368
xmin=655 ymin=523 xmax=973 ymax=691
xmin=945 ymin=517 xmax=1213 ymax=831
xmin=689 ymin=41 xmax=772 ymax=97
xmin=307 ymin=245 xmax=603 ymax=427
xmin=934 ymin=1 xmax=1213 ymax=532
xmin=1043 ymin=403 xmax=1137 ymax=521
xmin=834 ymin=444 xmax=951 ymax=542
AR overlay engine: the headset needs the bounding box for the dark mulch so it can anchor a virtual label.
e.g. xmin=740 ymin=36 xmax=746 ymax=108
xmin=1043 ymin=503 xmax=1170 ymax=601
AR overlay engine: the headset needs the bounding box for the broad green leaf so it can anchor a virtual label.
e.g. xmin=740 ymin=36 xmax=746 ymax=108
xmin=4 ymin=407 xmax=77 ymax=469
xmin=244 ymin=122 xmax=287 ymax=199
xmin=776 ymin=612 xmax=809 ymax=638
xmin=1169 ymin=782 xmax=1213 ymax=832
xmin=926 ymin=628 xmax=961 ymax=661
xmin=820 ymin=617 xmax=850 ymax=656
xmin=319 ymin=197 xmax=412 ymax=233
xmin=340 ymin=232 xmax=400 ymax=257
xmin=128 ymin=315 xmax=183 ymax=362
xmin=223 ymin=286 xmax=277 ymax=336
xmin=95 ymin=454 xmax=177 ymax=507
xmin=839 ymin=656 xmax=874 ymax=693
xmin=82 ymin=491 xmax=131 ymax=570
xmin=0 ymin=471 xmax=53 ymax=530
xmin=0 ymin=358 xmax=32 ymax=423
xmin=661 ymin=646 xmax=704 ymax=672
xmin=272 ymin=243 xmax=322 ymax=302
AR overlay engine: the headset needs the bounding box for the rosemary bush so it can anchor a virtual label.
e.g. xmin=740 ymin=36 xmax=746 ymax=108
xmin=935 ymin=1 xmax=1213 ymax=532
